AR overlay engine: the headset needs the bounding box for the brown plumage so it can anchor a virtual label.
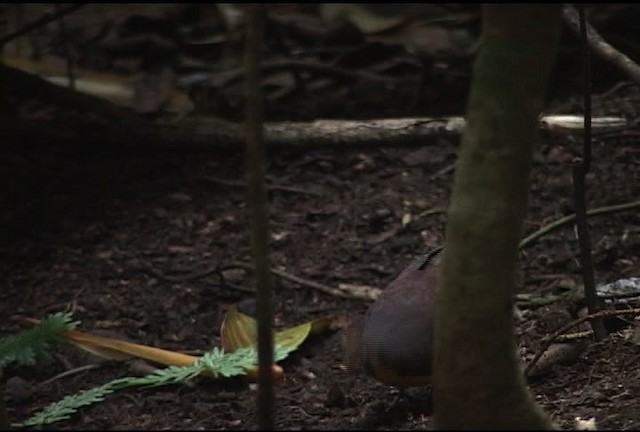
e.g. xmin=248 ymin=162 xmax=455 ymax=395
xmin=342 ymin=247 xmax=442 ymax=388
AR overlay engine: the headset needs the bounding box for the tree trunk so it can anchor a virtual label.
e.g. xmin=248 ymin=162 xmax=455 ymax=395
xmin=434 ymin=5 xmax=562 ymax=429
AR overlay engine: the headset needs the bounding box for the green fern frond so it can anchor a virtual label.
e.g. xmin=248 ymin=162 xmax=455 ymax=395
xmin=200 ymin=346 xmax=257 ymax=377
xmin=16 ymin=342 xmax=295 ymax=427
xmin=18 ymin=378 xmax=124 ymax=427
xmin=127 ymin=363 xmax=203 ymax=388
xmin=16 ymin=344 xmax=291 ymax=427
xmin=0 ymin=312 xmax=78 ymax=370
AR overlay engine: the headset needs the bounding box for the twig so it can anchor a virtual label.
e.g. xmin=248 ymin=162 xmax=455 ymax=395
xmin=142 ymin=264 xmax=255 ymax=293
xmin=573 ymin=6 xmax=606 ymax=340
xmin=431 ymin=162 xmax=456 ymax=179
xmin=54 ymin=3 xmax=76 ymax=91
xmin=1 ymin=62 xmax=627 ymax=149
xmin=267 ymin=267 xmax=362 ymax=299
xmin=143 ymin=265 xmax=218 ymax=283
xmin=138 ymin=199 xmax=638 ymax=300
xmin=578 ymin=6 xmax=592 ymax=173
xmin=572 ymin=163 xmax=607 ymax=340
xmin=525 ymin=307 xmax=640 ymax=376
xmin=0 ymin=4 xmax=86 ymax=47
xmin=415 ymin=207 xmax=448 ymax=221
xmin=200 ymin=175 xmax=322 ymax=196
xmin=148 ymin=259 xmax=375 ymax=300
xmin=554 ymin=330 xmax=594 ymax=342
xmin=228 ymin=262 xmax=365 ymax=300
xmin=366 ymin=206 xmax=446 ymax=245
xmin=33 ymin=364 xmax=99 ymax=391
xmin=4 ymin=113 xmax=628 ymax=151
xmin=52 ymin=113 xmax=634 ymax=150
xmin=244 ymin=5 xmax=274 ymax=429
xmin=563 ymin=5 xmax=640 ymax=85
xmin=519 ymin=200 xmax=640 ymax=250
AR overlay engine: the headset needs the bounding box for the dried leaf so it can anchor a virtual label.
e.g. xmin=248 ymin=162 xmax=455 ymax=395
xmin=320 ymin=4 xmax=404 ymax=35
xmin=4 ymin=56 xmax=192 ymax=114
xmin=526 ymin=342 xmax=584 ymax=378
xmin=337 ymin=283 xmax=382 ymax=301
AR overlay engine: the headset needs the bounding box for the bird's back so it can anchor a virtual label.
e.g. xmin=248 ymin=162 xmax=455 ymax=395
xmin=343 ymin=249 xmax=441 ymax=387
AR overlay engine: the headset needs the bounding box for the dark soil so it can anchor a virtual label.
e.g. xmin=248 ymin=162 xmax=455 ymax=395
xmin=2 ymin=4 xmax=640 ymax=430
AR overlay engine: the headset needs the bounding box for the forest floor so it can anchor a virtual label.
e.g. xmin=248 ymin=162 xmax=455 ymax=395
xmin=2 ymin=3 xmax=640 ymax=430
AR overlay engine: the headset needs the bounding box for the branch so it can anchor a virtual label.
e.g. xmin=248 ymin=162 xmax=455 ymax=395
xmin=573 ymin=6 xmax=607 ymax=340
xmin=519 ymin=200 xmax=640 ymax=250
xmin=0 ymin=4 xmax=87 ymax=47
xmin=563 ymin=5 xmax=640 ymax=85
xmin=4 ymin=113 xmax=630 ymax=152
xmin=228 ymin=262 xmax=369 ymax=300
xmin=525 ymin=307 xmax=640 ymax=376
xmin=3 ymin=60 xmax=631 ymax=150
xmin=243 ymin=5 xmax=274 ymax=429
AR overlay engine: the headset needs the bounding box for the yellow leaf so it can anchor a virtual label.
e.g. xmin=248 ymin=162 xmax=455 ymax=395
xmin=220 ymin=305 xmax=334 ymax=355
xmin=220 ymin=305 xmax=258 ymax=351
xmin=274 ymin=322 xmax=311 ymax=353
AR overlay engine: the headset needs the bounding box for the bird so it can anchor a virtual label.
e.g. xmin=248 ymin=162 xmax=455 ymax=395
xmin=342 ymin=246 xmax=442 ymax=388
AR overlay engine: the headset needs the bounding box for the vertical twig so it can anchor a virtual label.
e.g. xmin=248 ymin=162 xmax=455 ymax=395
xmin=263 ymin=14 xmax=307 ymax=93
xmin=55 ymin=3 xmax=76 ymax=90
xmin=579 ymin=7 xmax=591 ymax=172
xmin=574 ymin=6 xmax=607 ymax=341
xmin=244 ymin=4 xmax=275 ymax=430
xmin=563 ymin=5 xmax=640 ymax=86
